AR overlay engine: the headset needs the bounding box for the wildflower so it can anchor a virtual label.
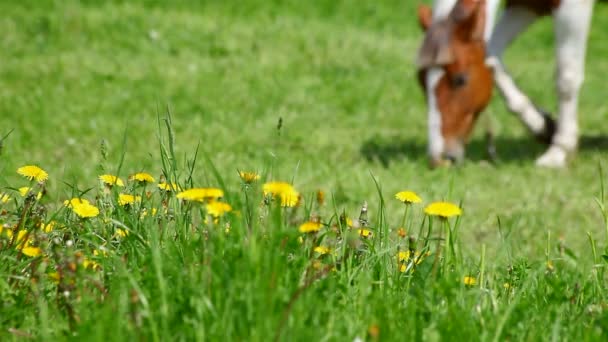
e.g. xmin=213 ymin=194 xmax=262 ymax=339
xmin=546 ymin=260 xmax=554 ymax=271
xmin=18 ymin=187 xmax=42 ymax=200
xmin=82 ymin=258 xmax=101 ymax=270
xmin=424 ymin=201 xmax=462 ymax=218
xmin=263 ymin=181 xmax=299 ymax=207
xmin=17 ymin=165 xmax=48 ymax=183
xmin=503 ymin=283 xmax=511 ymax=289
xmin=176 ymin=188 xmax=224 ymax=202
xmin=158 ymin=182 xmax=181 ymax=192
xmin=239 ymin=171 xmax=260 ymax=183
xmin=22 ymin=246 xmax=42 ymax=257
xmin=14 ymin=230 xmax=30 ymax=248
xmin=99 ymin=174 xmax=124 ymax=187
xmin=357 ymin=228 xmax=373 ymax=238
xmin=206 ymin=201 xmax=232 ymax=218
xmin=297 ymin=236 xmax=304 ymax=244
xmin=141 ymin=207 xmax=158 ymax=218
xmin=0 ymin=193 xmax=9 ymax=203
xmin=463 ymin=276 xmax=477 ymax=286
xmin=314 ymin=246 xmax=331 ymax=255
xmin=118 ymin=193 xmax=141 ymax=206
xmin=64 ymin=198 xmax=91 ymax=207
xmin=48 ymin=272 xmax=60 ymax=284
xmin=71 ymin=202 xmax=100 ymax=218
xmin=93 ymin=248 xmax=108 ymax=257
xmin=41 ymin=221 xmax=56 ymax=233
xmin=130 ymin=172 xmax=155 ymax=183
xmin=115 ymin=228 xmax=129 ymax=238
xmin=299 ymin=221 xmax=322 ymax=233
xmin=398 ymin=250 xmax=425 ymax=272
xmin=395 ymin=191 xmax=422 ymax=204
xmin=316 ymin=190 xmax=325 ymax=206
xmin=397 ymin=227 xmax=407 ymax=238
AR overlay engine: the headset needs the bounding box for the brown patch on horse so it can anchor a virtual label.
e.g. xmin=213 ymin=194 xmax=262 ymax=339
xmin=505 ymin=0 xmax=561 ymax=16
xmin=435 ymin=42 xmax=493 ymax=146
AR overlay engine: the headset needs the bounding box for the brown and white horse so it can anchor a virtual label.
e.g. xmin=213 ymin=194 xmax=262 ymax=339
xmin=417 ymin=0 xmax=594 ymax=167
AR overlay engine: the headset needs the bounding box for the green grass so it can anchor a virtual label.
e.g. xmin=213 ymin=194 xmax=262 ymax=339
xmin=1 ymin=0 xmax=608 ymax=340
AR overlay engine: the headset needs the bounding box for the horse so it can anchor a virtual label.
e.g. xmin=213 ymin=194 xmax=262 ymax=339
xmin=416 ymin=0 xmax=594 ymax=168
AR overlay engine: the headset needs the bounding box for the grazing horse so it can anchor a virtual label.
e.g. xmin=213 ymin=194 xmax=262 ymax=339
xmin=416 ymin=0 xmax=594 ymax=167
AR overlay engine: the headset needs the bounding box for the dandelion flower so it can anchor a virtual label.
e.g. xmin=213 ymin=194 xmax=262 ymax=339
xmin=0 ymin=193 xmax=10 ymax=203
xmin=239 ymin=171 xmax=260 ymax=183
xmin=130 ymin=172 xmax=155 ymax=183
xmin=18 ymin=187 xmax=42 ymax=200
xmin=463 ymin=276 xmax=477 ymax=286
xmin=263 ymin=181 xmax=300 ymax=207
xmin=22 ymin=246 xmax=42 ymax=257
xmin=118 ymin=193 xmax=141 ymax=206
xmin=17 ymin=165 xmax=48 ymax=183
xmin=314 ymin=246 xmax=330 ymax=255
xmin=177 ymin=188 xmax=224 ymax=202
xmin=299 ymin=221 xmax=322 ymax=233
xmin=71 ymin=202 xmax=100 ymax=218
xmin=48 ymin=272 xmax=60 ymax=284
xmin=424 ymin=201 xmax=462 ymax=218
xmin=115 ymin=228 xmax=129 ymax=238
xmin=99 ymin=174 xmax=124 ymax=187
xmin=41 ymin=221 xmax=56 ymax=233
xmin=82 ymin=258 xmax=101 ymax=270
xmin=64 ymin=198 xmax=91 ymax=207
xmin=206 ymin=201 xmax=232 ymax=218
xmin=93 ymin=248 xmax=108 ymax=257
xmin=158 ymin=182 xmax=181 ymax=192
xmin=395 ymin=191 xmax=422 ymax=204
xmin=357 ymin=228 xmax=373 ymax=238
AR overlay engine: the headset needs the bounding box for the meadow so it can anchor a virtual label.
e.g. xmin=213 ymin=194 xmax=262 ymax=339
xmin=1 ymin=0 xmax=608 ymax=340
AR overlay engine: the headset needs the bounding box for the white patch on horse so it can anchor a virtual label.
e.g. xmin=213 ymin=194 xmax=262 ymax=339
xmin=432 ymin=0 xmax=458 ymax=21
xmin=484 ymin=0 xmax=501 ymax=42
xmin=426 ymin=68 xmax=445 ymax=160
xmin=487 ymin=8 xmax=548 ymax=135
xmin=536 ymin=0 xmax=594 ymax=167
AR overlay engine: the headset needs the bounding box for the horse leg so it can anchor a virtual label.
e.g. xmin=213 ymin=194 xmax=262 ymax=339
xmin=536 ymin=0 xmax=594 ymax=168
xmin=486 ymin=7 xmax=556 ymax=143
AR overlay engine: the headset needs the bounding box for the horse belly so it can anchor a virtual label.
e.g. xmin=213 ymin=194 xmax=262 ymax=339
xmin=505 ymin=0 xmax=561 ymax=15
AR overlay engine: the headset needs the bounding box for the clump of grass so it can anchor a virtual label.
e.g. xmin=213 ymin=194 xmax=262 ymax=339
xmin=0 ymin=119 xmax=607 ymax=341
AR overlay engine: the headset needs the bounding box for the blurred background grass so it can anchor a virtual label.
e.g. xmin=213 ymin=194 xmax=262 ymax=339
xmin=1 ymin=0 xmax=608 ymax=257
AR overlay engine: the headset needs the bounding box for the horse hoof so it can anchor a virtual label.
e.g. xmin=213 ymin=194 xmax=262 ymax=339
xmin=535 ymin=146 xmax=567 ymax=168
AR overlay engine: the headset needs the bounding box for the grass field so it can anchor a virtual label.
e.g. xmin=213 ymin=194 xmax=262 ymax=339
xmin=1 ymin=0 xmax=608 ymax=340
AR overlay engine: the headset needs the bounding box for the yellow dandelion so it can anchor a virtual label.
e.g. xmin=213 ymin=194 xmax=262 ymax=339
xmin=22 ymin=246 xmax=42 ymax=257
xmin=263 ymin=182 xmax=300 ymax=208
xmin=463 ymin=276 xmax=477 ymax=286
xmin=115 ymin=228 xmax=129 ymax=238
xmin=93 ymin=248 xmax=108 ymax=257
xmin=176 ymin=188 xmax=224 ymax=202
xmin=118 ymin=193 xmax=141 ymax=206
xmin=239 ymin=171 xmax=260 ymax=183
xmin=357 ymin=228 xmax=373 ymax=238
xmin=314 ymin=246 xmax=331 ymax=255
xmin=398 ymin=250 xmax=424 ymax=269
xmin=316 ymin=190 xmax=325 ymax=206
xmin=424 ymin=201 xmax=462 ymax=218
xmin=299 ymin=221 xmax=322 ymax=233
xmin=14 ymin=230 xmax=30 ymax=248
xmin=48 ymin=272 xmax=60 ymax=284
xmin=395 ymin=191 xmax=422 ymax=204
xmin=17 ymin=165 xmax=48 ymax=183
xmin=71 ymin=202 xmax=100 ymax=218
xmin=82 ymin=258 xmax=101 ymax=270
xmin=130 ymin=172 xmax=155 ymax=183
xmin=158 ymin=182 xmax=181 ymax=192
xmin=18 ymin=187 xmax=42 ymax=200
xmin=41 ymin=221 xmax=56 ymax=233
xmin=1 ymin=193 xmax=10 ymax=204
xmin=99 ymin=174 xmax=124 ymax=187
xmin=64 ymin=197 xmax=91 ymax=207
xmin=503 ymin=282 xmax=511 ymax=289
xmin=206 ymin=201 xmax=232 ymax=218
